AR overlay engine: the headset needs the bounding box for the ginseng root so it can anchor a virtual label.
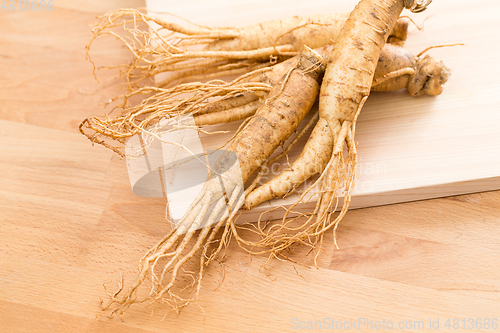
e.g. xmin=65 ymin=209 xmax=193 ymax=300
xmin=80 ymin=42 xmax=442 ymax=157
xmin=100 ymin=47 xmax=325 ymax=316
xmin=86 ymin=9 xmax=409 ymax=88
xmin=316 ymin=0 xmax=431 ymax=241
xmin=244 ymin=42 xmax=450 ymax=209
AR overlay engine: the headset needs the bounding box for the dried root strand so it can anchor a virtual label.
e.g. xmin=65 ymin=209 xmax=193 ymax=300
xmin=79 ymin=79 xmax=272 ymax=157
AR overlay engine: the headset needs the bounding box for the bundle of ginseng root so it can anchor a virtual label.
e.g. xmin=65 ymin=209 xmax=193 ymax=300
xmin=81 ymin=0 xmax=445 ymax=317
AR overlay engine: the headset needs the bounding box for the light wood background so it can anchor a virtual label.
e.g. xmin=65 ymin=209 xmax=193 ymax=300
xmin=0 ymin=1 xmax=499 ymax=332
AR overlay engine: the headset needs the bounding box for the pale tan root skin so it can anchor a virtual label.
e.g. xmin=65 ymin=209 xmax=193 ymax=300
xmin=194 ymin=91 xmax=259 ymax=116
xmin=371 ymin=43 xmax=450 ymax=96
xmin=244 ymin=117 xmax=335 ymax=209
xmin=194 ymin=99 xmax=261 ymax=126
xmin=224 ymin=47 xmax=325 ymax=182
xmin=245 ymin=42 xmax=449 ymax=209
xmin=205 ymin=13 xmax=348 ymax=52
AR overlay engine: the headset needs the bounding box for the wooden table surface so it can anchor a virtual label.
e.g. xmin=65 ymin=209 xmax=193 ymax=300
xmin=1 ymin=1 xmax=499 ymax=332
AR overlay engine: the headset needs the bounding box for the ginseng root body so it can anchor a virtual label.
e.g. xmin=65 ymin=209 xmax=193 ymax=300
xmin=245 ymin=42 xmax=449 ymax=209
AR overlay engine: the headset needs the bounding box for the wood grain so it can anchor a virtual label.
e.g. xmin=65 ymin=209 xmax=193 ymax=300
xmin=0 ymin=0 xmax=499 ymax=332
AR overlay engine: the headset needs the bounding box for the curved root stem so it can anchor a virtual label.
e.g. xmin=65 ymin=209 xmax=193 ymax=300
xmin=230 ymin=113 xmax=359 ymax=268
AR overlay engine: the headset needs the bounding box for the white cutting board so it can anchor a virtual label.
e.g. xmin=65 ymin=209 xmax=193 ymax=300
xmin=146 ymin=0 xmax=500 ymax=221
